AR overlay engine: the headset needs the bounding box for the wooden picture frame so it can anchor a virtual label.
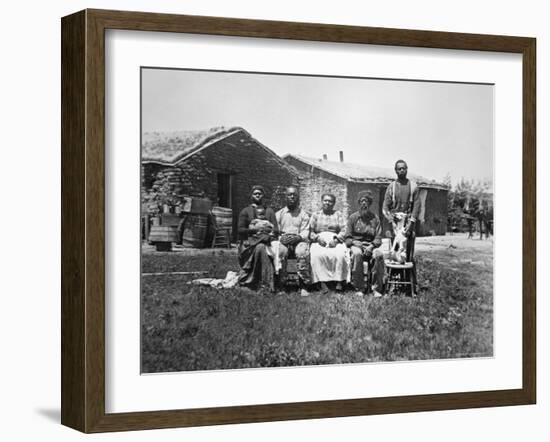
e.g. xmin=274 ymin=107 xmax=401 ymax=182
xmin=61 ymin=9 xmax=536 ymax=433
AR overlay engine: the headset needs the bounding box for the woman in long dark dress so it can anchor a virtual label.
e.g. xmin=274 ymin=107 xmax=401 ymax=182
xmin=237 ymin=185 xmax=279 ymax=291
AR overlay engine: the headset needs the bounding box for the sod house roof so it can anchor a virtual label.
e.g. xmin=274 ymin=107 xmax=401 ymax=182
xmin=142 ymin=126 xmax=241 ymax=165
xmin=283 ymin=154 xmax=447 ymax=190
xmin=142 ymin=126 xmax=299 ymax=175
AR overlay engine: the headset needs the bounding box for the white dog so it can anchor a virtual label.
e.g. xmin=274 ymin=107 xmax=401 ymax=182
xmin=390 ymin=213 xmax=409 ymax=264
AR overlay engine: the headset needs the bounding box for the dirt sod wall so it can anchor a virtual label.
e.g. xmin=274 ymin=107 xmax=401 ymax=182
xmin=142 ymin=131 xmax=299 ymax=239
xmin=283 ymin=157 xmax=349 ymax=217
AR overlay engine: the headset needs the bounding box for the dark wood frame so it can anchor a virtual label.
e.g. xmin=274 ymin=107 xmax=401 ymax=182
xmin=61 ymin=9 xmax=536 ymax=433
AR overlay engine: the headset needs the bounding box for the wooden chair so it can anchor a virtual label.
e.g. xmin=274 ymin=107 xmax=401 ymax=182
xmin=384 ymin=232 xmax=417 ymax=296
xmin=362 ymin=260 xmax=373 ymax=294
xmin=209 ymin=210 xmax=232 ymax=249
xmin=211 ymin=224 xmax=231 ymax=248
xmin=284 ymin=258 xmax=300 ymax=286
xmin=384 ymin=261 xmax=416 ymax=296
xmin=276 ymin=237 xmax=303 ymax=287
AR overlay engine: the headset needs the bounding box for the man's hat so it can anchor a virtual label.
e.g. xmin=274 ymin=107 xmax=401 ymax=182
xmin=357 ymin=190 xmax=374 ymax=204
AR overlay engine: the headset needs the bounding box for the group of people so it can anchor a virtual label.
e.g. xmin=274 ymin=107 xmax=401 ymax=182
xmin=236 ymin=160 xmax=420 ymax=297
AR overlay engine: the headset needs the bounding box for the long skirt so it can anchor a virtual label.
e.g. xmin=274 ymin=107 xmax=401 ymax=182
xmin=238 ymin=237 xmax=276 ymax=291
xmin=310 ymin=240 xmax=350 ymax=284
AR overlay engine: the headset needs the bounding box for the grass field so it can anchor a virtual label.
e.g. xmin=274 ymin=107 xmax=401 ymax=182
xmin=141 ymin=235 xmax=493 ymax=373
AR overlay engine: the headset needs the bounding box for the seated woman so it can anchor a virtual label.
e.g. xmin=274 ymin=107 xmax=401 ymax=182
xmin=345 ymin=190 xmax=385 ymax=297
xmin=309 ymin=193 xmax=350 ymax=292
xmin=237 ymin=185 xmax=280 ymax=291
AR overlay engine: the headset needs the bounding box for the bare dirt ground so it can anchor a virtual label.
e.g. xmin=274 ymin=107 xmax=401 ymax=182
xmin=416 ymin=232 xmax=493 ymax=253
xmin=142 ymin=232 xmax=494 ymax=259
xmin=416 ymin=233 xmax=493 ymax=270
xmin=142 ymin=243 xmax=237 ymax=255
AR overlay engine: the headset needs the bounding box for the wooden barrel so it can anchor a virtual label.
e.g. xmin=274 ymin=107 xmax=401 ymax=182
xmin=182 ymin=197 xmax=212 ymax=215
xmin=149 ymin=226 xmax=178 ymax=242
xmin=181 ymin=214 xmax=208 ymax=248
xmin=212 ymin=206 xmax=233 ymax=232
xmin=149 ymin=226 xmax=179 ymax=251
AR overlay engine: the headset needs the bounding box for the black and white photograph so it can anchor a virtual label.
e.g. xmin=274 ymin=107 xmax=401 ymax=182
xmin=140 ymin=67 xmax=494 ymax=374
xmin=2 ymin=0 xmax=545 ymax=437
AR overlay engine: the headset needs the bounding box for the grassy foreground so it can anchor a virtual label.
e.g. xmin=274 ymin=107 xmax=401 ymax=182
xmin=141 ymin=240 xmax=493 ymax=373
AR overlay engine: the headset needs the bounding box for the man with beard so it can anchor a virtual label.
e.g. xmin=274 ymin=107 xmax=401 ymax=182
xmin=276 ymin=186 xmax=311 ymax=296
xmin=382 ymin=159 xmax=420 ymax=262
xmin=345 ymin=190 xmax=384 ymax=297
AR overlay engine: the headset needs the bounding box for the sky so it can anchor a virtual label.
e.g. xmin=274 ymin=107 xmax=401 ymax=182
xmin=142 ymin=68 xmax=494 ymax=185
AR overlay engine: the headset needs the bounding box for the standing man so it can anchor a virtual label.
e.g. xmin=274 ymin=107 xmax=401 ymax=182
xmin=467 ymin=215 xmax=474 ymax=239
xmin=382 ymin=159 xmax=421 ymax=262
xmin=477 ymin=208 xmax=488 ymax=240
xmin=276 ymin=186 xmax=311 ymax=296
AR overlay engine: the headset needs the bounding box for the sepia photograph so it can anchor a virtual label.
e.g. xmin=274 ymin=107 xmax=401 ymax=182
xmin=140 ymin=67 xmax=494 ymax=374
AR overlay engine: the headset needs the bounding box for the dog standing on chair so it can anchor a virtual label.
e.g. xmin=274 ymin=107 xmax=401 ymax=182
xmin=390 ymin=213 xmax=409 ymax=264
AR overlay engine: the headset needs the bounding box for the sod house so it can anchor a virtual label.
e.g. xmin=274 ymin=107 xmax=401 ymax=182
xmin=141 ymin=126 xmax=299 ymax=239
xmin=283 ymin=154 xmax=449 ymax=236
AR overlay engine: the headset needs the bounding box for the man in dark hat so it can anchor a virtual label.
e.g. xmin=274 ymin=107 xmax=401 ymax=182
xmin=345 ymin=190 xmax=385 ymax=297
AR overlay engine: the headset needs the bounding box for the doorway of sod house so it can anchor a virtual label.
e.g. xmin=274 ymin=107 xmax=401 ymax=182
xmin=217 ymin=173 xmax=232 ymax=208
